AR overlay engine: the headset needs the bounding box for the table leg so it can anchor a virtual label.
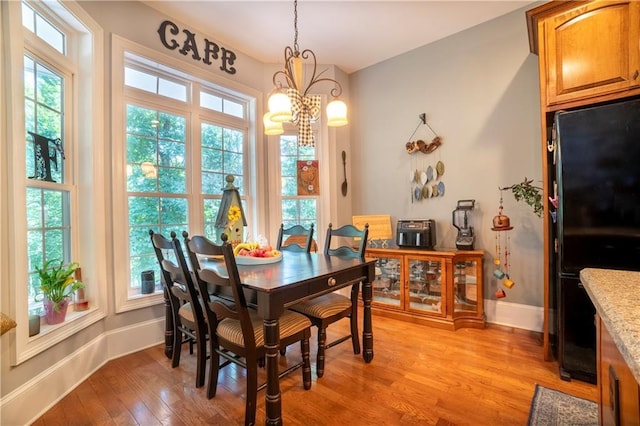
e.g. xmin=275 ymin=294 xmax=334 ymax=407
xmin=362 ymin=278 xmax=374 ymax=363
xmin=263 ymin=318 xmax=282 ymax=426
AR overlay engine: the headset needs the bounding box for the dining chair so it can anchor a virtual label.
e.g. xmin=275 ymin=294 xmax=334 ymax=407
xmin=149 ymin=229 xmax=207 ymax=389
xmin=289 ymin=222 xmax=369 ymax=378
xmin=276 ymin=223 xmax=317 ymax=253
xmin=181 ymin=231 xmax=312 ymax=425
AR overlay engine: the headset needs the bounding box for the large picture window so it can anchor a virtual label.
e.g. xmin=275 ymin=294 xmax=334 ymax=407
xmin=117 ymin=49 xmax=252 ymax=305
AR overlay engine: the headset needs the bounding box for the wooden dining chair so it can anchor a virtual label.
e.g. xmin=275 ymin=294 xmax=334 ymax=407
xmin=149 ymin=229 xmax=207 ymax=389
xmin=276 ymin=223 xmax=317 ymax=253
xmin=181 ymin=231 xmax=312 ymax=425
xmin=289 ymin=222 xmax=369 ymax=378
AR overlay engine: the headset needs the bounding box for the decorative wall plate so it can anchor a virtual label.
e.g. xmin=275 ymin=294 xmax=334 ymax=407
xmin=426 ymin=165 xmax=433 ymax=182
xmin=438 ymin=181 xmax=445 ymax=196
xmin=436 ymin=161 xmax=445 ymax=178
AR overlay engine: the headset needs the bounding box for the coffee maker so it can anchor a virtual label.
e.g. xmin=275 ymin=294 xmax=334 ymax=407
xmin=452 ymin=200 xmax=475 ymax=250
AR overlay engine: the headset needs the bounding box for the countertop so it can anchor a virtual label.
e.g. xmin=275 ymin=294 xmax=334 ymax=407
xmin=580 ymin=268 xmax=640 ymax=384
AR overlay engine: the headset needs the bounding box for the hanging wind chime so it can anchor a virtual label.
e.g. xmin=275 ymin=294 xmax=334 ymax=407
xmin=491 ymin=189 xmax=515 ymax=298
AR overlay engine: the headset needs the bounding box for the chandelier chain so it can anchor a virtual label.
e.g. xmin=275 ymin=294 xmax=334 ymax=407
xmin=293 ymin=0 xmax=299 ymax=53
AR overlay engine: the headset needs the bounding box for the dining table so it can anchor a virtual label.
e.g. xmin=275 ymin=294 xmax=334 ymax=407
xmin=163 ymin=250 xmax=376 ymax=425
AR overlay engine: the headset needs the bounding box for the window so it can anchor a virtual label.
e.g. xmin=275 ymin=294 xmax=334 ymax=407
xmin=115 ymin=46 xmax=253 ymax=308
xmin=279 ymin=134 xmax=318 ymax=229
xmin=3 ymin=0 xmax=105 ymax=363
xmin=23 ymin=52 xmax=72 ymax=312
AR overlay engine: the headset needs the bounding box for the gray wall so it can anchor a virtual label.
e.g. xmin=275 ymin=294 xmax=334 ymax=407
xmin=349 ymin=6 xmax=543 ymax=306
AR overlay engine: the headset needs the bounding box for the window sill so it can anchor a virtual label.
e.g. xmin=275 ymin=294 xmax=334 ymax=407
xmin=115 ymin=290 xmax=165 ymax=314
xmin=15 ymin=305 xmax=106 ymax=365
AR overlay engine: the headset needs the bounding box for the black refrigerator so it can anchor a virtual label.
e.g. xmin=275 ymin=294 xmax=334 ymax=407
xmin=555 ymin=97 xmax=640 ymax=383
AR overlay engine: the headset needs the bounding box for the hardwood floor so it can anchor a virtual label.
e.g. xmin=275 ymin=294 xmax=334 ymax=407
xmin=33 ymin=313 xmax=597 ymax=425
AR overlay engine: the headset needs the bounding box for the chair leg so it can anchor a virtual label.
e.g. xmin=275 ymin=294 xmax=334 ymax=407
xmin=301 ymin=338 xmax=311 ymax=390
xmin=350 ymin=310 xmax=361 ymax=355
xmin=171 ymin=329 xmax=182 ymax=368
xmin=195 ymin=328 xmax=206 ymax=388
xmin=245 ymin=358 xmax=258 ymax=426
xmin=206 ymin=339 xmax=220 ymax=399
xmin=316 ymin=327 xmax=327 ymax=378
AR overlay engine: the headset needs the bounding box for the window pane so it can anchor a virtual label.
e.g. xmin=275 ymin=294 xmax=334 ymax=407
xmin=126 ymin=106 xmax=186 ymax=194
xmin=223 ymin=99 xmax=244 ymax=118
xmin=35 ymin=14 xmax=65 ymax=54
xmin=22 ymin=2 xmax=65 ymax=54
xmin=22 ymin=2 xmax=34 ymax=32
xmin=200 ymin=91 xmax=222 ymax=112
xmin=158 ymin=78 xmax=187 ymax=102
xmin=26 ymin=188 xmax=71 ymax=273
xmin=125 ymin=67 xmax=157 ymax=93
xmin=25 ymin=57 xmax=65 ymax=183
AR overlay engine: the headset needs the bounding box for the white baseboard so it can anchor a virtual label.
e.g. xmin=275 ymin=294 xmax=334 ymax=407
xmin=485 ymin=298 xmax=543 ymax=332
xmin=0 ymin=318 xmax=164 ymax=426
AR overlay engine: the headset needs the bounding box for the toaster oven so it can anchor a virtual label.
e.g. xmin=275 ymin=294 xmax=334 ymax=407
xmin=396 ymin=219 xmax=436 ymax=250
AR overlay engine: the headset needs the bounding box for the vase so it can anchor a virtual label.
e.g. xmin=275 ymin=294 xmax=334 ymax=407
xmin=43 ymin=297 xmax=70 ymax=325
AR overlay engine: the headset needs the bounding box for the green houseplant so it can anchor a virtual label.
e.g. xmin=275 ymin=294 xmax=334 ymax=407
xmin=35 ymin=260 xmax=84 ymax=325
xmin=500 ymin=177 xmax=543 ymax=218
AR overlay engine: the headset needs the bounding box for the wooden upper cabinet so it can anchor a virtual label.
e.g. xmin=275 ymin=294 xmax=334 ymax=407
xmin=528 ymin=0 xmax=640 ymax=108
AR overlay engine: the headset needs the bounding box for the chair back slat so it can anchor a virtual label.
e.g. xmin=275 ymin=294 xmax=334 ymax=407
xmin=276 ymin=223 xmax=316 ymax=253
xmin=324 ymin=223 xmax=369 ymax=259
xmin=167 ymin=232 xmax=205 ymax=321
xmin=183 ymin=232 xmax=257 ymax=349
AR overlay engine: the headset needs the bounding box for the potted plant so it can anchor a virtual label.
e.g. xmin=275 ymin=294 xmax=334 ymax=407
xmin=500 ymin=177 xmax=543 ymax=218
xmin=35 ymin=260 xmax=84 ymax=325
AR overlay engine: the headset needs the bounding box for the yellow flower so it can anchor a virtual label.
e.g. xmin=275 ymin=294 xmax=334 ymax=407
xmin=227 ymin=205 xmax=241 ymax=223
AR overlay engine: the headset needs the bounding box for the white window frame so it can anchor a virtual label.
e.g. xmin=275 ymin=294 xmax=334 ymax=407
xmin=266 ymin=116 xmax=332 ymax=247
xmin=111 ymin=35 xmax=261 ymax=313
xmin=2 ymin=0 xmax=106 ymax=365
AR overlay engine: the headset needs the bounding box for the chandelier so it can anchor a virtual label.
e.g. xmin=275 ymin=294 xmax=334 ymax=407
xmin=264 ymin=0 xmax=348 ymax=146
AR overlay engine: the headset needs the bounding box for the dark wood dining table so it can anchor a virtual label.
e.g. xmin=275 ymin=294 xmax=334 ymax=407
xmin=163 ymin=250 xmax=376 ymax=425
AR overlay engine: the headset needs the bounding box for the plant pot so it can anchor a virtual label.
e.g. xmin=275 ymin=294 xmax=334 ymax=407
xmin=43 ymin=297 xmax=70 ymax=325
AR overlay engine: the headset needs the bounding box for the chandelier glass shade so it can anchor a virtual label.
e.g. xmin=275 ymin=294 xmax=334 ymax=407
xmin=263 ymin=112 xmax=284 ymax=136
xmin=266 ymin=0 xmax=348 ymax=146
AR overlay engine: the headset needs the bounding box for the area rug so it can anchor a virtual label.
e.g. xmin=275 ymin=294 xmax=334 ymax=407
xmin=527 ymin=384 xmax=598 ymax=426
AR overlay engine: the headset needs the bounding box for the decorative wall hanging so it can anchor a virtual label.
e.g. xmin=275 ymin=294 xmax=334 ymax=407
xmin=491 ymin=189 xmax=515 ymax=298
xmin=157 ymin=20 xmax=237 ymax=75
xmin=404 ymin=113 xmax=445 ymax=203
xmin=27 ymin=131 xmax=65 ymax=182
xmin=297 ymin=160 xmax=319 ymax=196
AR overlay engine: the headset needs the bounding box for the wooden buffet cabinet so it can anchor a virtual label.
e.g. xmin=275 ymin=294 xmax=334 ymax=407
xmin=526 ymin=0 xmax=640 ymax=362
xmin=366 ymin=248 xmax=485 ymax=330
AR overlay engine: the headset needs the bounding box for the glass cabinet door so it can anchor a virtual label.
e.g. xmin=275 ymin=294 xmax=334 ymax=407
xmin=454 ymin=259 xmax=479 ymax=315
xmin=371 ymin=255 xmax=402 ymax=308
xmin=406 ymin=257 xmax=444 ymax=315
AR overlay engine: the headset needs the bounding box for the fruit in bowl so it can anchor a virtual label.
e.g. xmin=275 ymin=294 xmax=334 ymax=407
xmin=233 ymin=242 xmax=281 ymax=258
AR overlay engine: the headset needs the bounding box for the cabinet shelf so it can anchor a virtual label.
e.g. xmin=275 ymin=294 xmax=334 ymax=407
xmin=367 ymin=248 xmax=485 ymax=330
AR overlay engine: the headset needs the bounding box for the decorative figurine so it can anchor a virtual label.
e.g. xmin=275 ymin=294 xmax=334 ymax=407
xmin=214 ymin=175 xmax=247 ymax=246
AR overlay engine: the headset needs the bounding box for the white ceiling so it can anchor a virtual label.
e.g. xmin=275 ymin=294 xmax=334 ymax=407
xmin=143 ymin=1 xmax=537 ymax=74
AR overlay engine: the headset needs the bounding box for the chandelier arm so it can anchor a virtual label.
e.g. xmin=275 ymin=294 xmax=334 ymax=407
xmin=305 ymin=77 xmax=343 ymax=98
xmin=272 ymin=69 xmax=295 ymax=91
